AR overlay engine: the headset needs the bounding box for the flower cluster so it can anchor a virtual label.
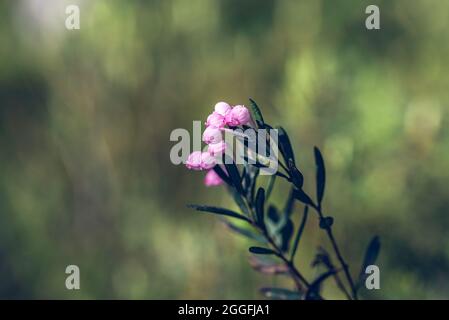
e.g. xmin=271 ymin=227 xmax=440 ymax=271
xmin=185 ymin=101 xmax=252 ymax=186
xmin=187 ymin=99 xmax=381 ymax=300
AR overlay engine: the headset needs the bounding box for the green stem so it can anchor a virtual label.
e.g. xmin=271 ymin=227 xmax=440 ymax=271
xmin=312 ymin=203 xmax=357 ymax=300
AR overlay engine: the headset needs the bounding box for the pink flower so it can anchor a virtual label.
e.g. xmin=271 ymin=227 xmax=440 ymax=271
xmin=225 ymin=105 xmax=251 ymax=126
xmin=205 ymin=112 xmax=226 ymax=128
xmin=214 ymin=102 xmax=232 ymax=116
xmin=208 ymin=141 xmax=227 ymax=156
xmin=186 ymin=151 xmax=202 ymax=170
xmin=200 ymin=152 xmax=216 ymax=170
xmin=204 ymin=169 xmax=224 ymax=187
xmin=202 ymin=126 xmax=222 ymax=144
xmin=186 ymin=151 xmax=216 ymax=170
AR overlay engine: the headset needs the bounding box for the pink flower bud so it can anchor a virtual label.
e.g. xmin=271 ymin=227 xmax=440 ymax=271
xmin=205 ymin=112 xmax=226 ymax=128
xmin=226 ymin=105 xmax=251 ymax=126
xmin=214 ymin=102 xmax=232 ymax=116
xmin=202 ymin=126 xmax=222 ymax=144
xmin=204 ymin=169 xmax=224 ymax=187
xmin=201 ymin=152 xmax=216 ymax=170
xmin=185 ymin=151 xmax=202 ymax=170
xmin=208 ymin=141 xmax=227 ymax=156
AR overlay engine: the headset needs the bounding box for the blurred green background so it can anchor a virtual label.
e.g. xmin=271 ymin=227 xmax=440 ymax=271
xmin=1 ymin=0 xmax=449 ymax=299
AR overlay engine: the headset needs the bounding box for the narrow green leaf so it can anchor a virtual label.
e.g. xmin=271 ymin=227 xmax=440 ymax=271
xmin=291 ymin=206 xmax=309 ymax=260
xmin=249 ymin=98 xmax=265 ymax=127
xmin=280 ymin=219 xmax=294 ymax=252
xmin=213 ymin=165 xmax=232 ymax=186
xmin=250 ymin=256 xmax=289 ymax=275
xmin=288 ymin=159 xmax=303 ymax=189
xmin=265 ymin=174 xmax=276 ymax=200
xmin=223 ymin=155 xmax=244 ymax=195
xmin=260 ymin=287 xmax=302 ymax=300
xmin=293 ymin=188 xmax=314 ymax=207
xmin=267 ymin=205 xmax=280 ymax=223
xmin=228 ymin=186 xmax=250 ymax=217
xmin=188 ymin=205 xmax=250 ymax=223
xmin=357 ymin=236 xmax=381 ymax=288
xmin=314 ymin=146 xmax=326 ymax=205
xmin=277 ymin=126 xmax=295 ymax=165
xmin=249 ymin=246 xmax=276 ymax=255
xmin=249 ymin=166 xmax=260 ymax=205
xmin=283 ymin=187 xmax=296 ymax=218
xmin=222 ymin=220 xmax=266 ymax=243
xmin=255 ymin=187 xmax=266 ymax=229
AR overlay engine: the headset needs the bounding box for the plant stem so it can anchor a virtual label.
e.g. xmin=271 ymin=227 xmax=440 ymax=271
xmin=312 ymin=204 xmax=357 ymax=300
xmin=242 ymin=195 xmax=315 ymax=297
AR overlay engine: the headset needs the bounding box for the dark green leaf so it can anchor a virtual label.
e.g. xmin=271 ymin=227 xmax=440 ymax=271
xmin=188 ymin=205 xmax=250 ymax=223
xmin=249 ymin=98 xmax=265 ymax=127
xmin=267 ymin=205 xmax=280 ymax=223
xmin=278 ymin=126 xmax=295 ymax=165
xmin=250 ymin=256 xmax=289 ymax=275
xmin=260 ymin=287 xmax=302 ymax=300
xmin=249 ymin=167 xmax=260 ymax=204
xmin=291 ymin=206 xmax=309 ymax=260
xmin=255 ymin=188 xmax=266 ymax=229
xmin=293 ymin=188 xmax=314 ymax=207
xmin=314 ymin=146 xmax=326 ymax=205
xmin=222 ymin=220 xmax=266 ymax=243
xmin=227 ymin=186 xmax=250 ymax=217
xmin=319 ymin=216 xmax=334 ymax=230
xmin=357 ymin=236 xmax=381 ymax=288
xmin=265 ymin=174 xmax=276 ymax=200
xmin=280 ymin=219 xmax=294 ymax=252
xmin=213 ymin=165 xmax=232 ymax=186
xmin=249 ymin=246 xmax=276 ymax=255
xmin=223 ymin=155 xmax=244 ymax=195
xmin=283 ymin=187 xmax=296 ymax=218
xmin=288 ymin=159 xmax=303 ymax=189
xmin=311 ymin=247 xmax=332 ymax=269
xmin=305 ymin=269 xmax=336 ymax=300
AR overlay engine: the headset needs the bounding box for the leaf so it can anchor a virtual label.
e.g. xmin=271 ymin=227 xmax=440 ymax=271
xmin=260 ymin=287 xmax=302 ymax=300
xmin=314 ymin=146 xmax=326 ymax=205
xmin=213 ymin=165 xmax=232 ymax=186
xmin=267 ymin=205 xmax=280 ymax=223
xmin=249 ymin=256 xmax=289 ymax=275
xmin=357 ymin=236 xmax=381 ymax=288
xmin=188 ymin=205 xmax=250 ymax=223
xmin=288 ymin=159 xmax=303 ymax=189
xmin=249 ymin=246 xmax=276 ymax=255
xmin=255 ymin=188 xmax=266 ymax=229
xmin=265 ymin=174 xmax=276 ymax=200
xmin=249 ymin=166 xmax=259 ymax=204
xmin=277 ymin=126 xmax=295 ymax=165
xmin=223 ymin=155 xmax=244 ymax=195
xmin=305 ymin=269 xmax=336 ymax=300
xmin=283 ymin=187 xmax=296 ymax=218
xmin=319 ymin=216 xmax=334 ymax=230
xmin=227 ymin=186 xmax=250 ymax=217
xmin=293 ymin=188 xmax=314 ymax=207
xmin=290 ymin=206 xmax=309 ymax=260
xmin=280 ymin=219 xmax=294 ymax=252
xmin=311 ymin=247 xmax=332 ymax=269
xmin=249 ymin=98 xmax=265 ymax=127
xmin=222 ymin=220 xmax=266 ymax=243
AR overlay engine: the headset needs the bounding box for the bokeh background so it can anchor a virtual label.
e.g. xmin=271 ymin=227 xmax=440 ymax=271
xmin=1 ymin=0 xmax=449 ymax=299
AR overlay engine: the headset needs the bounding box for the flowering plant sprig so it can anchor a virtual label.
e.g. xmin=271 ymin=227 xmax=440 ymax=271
xmin=185 ymin=99 xmax=380 ymax=300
